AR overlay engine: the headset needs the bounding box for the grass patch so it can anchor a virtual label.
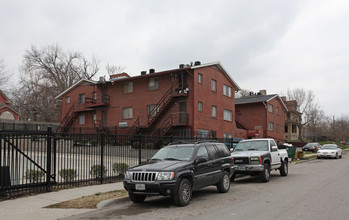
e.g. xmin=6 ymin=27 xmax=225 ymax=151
xmin=45 ymin=190 xmax=128 ymax=209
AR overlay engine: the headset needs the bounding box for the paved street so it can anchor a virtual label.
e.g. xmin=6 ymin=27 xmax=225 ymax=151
xmin=63 ymin=156 xmax=349 ymax=220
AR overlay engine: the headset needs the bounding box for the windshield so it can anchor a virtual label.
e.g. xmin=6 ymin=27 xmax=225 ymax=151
xmin=321 ymin=145 xmax=337 ymax=150
xmin=151 ymin=145 xmax=195 ymax=161
xmin=234 ymin=140 xmax=269 ymax=151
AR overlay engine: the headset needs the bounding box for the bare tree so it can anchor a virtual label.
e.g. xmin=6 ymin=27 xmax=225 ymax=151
xmin=235 ymin=88 xmax=253 ymax=98
xmin=286 ymin=88 xmax=323 ymax=141
xmin=105 ymin=63 xmax=125 ymax=76
xmin=0 ymin=58 xmax=10 ymax=86
xmin=11 ymin=44 xmax=101 ymax=122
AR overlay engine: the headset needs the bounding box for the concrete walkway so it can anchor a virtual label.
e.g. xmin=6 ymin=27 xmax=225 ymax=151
xmin=0 ymin=182 xmax=124 ymax=220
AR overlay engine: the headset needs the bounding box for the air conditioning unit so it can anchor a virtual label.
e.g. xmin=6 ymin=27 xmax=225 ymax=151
xmin=119 ymin=122 xmax=128 ymax=128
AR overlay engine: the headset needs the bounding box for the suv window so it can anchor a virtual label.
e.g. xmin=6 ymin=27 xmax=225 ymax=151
xmin=215 ymin=143 xmax=230 ymax=157
xmin=197 ymin=146 xmax=209 ymax=161
xmin=206 ymin=144 xmax=219 ymax=160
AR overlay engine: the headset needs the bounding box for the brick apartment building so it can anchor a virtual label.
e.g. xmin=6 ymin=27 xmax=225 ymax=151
xmin=56 ymin=61 xmax=247 ymax=138
xmin=235 ymin=91 xmax=288 ymax=144
xmin=0 ymin=90 xmax=19 ymax=120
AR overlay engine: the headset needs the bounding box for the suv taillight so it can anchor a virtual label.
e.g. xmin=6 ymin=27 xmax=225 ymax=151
xmin=232 ymin=157 xmax=234 ymax=165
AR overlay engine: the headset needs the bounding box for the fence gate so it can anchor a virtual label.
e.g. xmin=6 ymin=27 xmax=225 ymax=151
xmin=0 ymin=128 xmax=55 ymax=197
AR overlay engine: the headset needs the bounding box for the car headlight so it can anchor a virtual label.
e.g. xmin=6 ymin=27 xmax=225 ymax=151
xmin=125 ymin=171 xmax=132 ymax=180
xmin=250 ymin=157 xmax=261 ymax=164
xmin=157 ymin=172 xmax=174 ymax=181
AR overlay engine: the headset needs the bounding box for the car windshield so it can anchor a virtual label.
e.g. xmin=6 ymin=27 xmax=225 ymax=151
xmin=234 ymin=140 xmax=269 ymax=151
xmin=321 ymin=145 xmax=337 ymax=150
xmin=151 ymin=145 xmax=195 ymax=161
xmin=306 ymin=143 xmax=317 ymax=147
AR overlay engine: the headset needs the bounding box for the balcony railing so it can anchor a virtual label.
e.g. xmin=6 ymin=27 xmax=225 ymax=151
xmin=85 ymin=95 xmax=110 ymax=107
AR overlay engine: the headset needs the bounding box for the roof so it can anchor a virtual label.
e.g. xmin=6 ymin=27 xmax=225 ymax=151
xmin=55 ymin=62 xmax=241 ymax=100
xmin=236 ymin=94 xmax=288 ymax=111
xmin=191 ymin=61 xmax=241 ymax=91
xmin=0 ymin=90 xmax=11 ymax=104
xmin=55 ymin=79 xmax=98 ymax=99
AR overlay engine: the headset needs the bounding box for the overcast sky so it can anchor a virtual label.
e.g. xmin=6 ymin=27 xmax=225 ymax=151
xmin=1 ymin=0 xmax=348 ymax=117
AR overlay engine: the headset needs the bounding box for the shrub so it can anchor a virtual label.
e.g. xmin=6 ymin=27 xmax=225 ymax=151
xmin=89 ymin=165 xmax=107 ymax=179
xmin=59 ymin=169 xmax=77 ymax=181
xmin=25 ymin=169 xmax=45 ymax=183
xmin=112 ymin=163 xmax=129 ymax=175
xmin=146 ymin=143 xmax=154 ymax=149
xmin=132 ymin=141 xmax=140 ymax=148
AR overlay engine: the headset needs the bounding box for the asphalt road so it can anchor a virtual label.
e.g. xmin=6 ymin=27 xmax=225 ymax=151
xmin=63 ymin=156 xmax=349 ymax=220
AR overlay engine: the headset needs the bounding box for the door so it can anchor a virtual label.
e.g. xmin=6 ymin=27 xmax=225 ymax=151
xmin=270 ymin=140 xmax=281 ymax=168
xmin=179 ymin=102 xmax=187 ymax=123
xmin=193 ymin=146 xmax=212 ymax=189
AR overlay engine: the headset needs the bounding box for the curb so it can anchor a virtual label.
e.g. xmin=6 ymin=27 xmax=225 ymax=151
xmin=96 ymin=196 xmax=129 ymax=209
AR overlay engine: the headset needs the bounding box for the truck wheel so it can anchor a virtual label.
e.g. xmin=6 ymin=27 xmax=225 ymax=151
xmin=217 ymin=171 xmax=230 ymax=193
xmin=173 ymin=178 xmax=192 ymax=206
xmin=128 ymin=192 xmax=146 ymax=203
xmin=280 ymin=160 xmax=288 ymax=176
xmin=260 ymin=163 xmax=270 ymax=182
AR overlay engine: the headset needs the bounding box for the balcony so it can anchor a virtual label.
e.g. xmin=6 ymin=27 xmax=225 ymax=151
xmin=85 ymin=95 xmax=110 ymax=108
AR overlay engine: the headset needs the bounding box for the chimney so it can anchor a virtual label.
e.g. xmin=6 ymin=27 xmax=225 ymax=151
xmin=179 ymin=64 xmax=184 ymax=69
xmin=194 ymin=61 xmax=201 ymax=66
xmin=149 ymin=69 xmax=155 ymax=74
xmin=259 ymin=90 xmax=267 ymax=96
xmin=141 ymin=71 xmax=147 ymax=75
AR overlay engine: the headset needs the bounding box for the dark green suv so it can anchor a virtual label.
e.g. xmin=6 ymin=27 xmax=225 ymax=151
xmin=123 ymin=141 xmax=234 ymax=206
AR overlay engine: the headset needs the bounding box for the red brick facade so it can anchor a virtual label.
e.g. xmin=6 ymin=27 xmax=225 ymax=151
xmin=56 ymin=62 xmax=243 ymax=138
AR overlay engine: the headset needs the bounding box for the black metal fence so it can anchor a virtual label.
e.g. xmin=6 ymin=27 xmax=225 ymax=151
xmin=1 ymin=127 xmax=238 ymax=200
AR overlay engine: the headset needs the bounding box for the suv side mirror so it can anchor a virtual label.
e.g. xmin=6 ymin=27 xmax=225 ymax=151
xmin=195 ymin=157 xmax=207 ymax=164
xmin=230 ymin=148 xmax=234 ymax=153
xmin=271 ymin=146 xmax=278 ymax=152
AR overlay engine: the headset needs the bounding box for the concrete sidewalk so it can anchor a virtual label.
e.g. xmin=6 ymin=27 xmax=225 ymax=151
xmin=0 ymin=182 xmax=124 ymax=220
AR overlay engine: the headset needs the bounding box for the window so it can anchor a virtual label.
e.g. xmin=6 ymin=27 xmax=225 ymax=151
xmin=276 ymin=107 xmax=279 ymax=115
xmin=224 ymin=133 xmax=232 ymax=139
xmin=122 ymin=107 xmax=133 ymax=119
xmin=224 ymin=109 xmax=232 ymax=121
xmin=197 ymin=146 xmax=209 ymax=160
xmin=147 ymin=104 xmax=159 ymax=116
xmin=223 ymin=85 xmax=232 ymax=97
xmin=285 ymin=125 xmax=289 ymax=133
xmin=78 ymin=94 xmax=85 ymax=104
xmin=123 ymin=82 xmax=133 ymax=94
xmin=268 ymin=122 xmax=274 ymax=131
xmin=93 ymin=92 xmax=97 ymax=101
xmin=198 ymin=73 xmax=203 ymax=84
xmin=276 ymin=124 xmax=279 ymax=132
xmin=212 ymin=106 xmax=217 ymax=118
xmin=211 ymin=79 xmax=217 ymax=92
xmin=198 ymin=129 xmax=210 ymax=138
xmin=198 ymin=101 xmax=203 ymax=112
xmin=79 ymin=115 xmax=85 ymax=125
xmin=292 ymin=124 xmax=297 ymax=133
xmin=93 ymin=113 xmax=96 ymax=124
xmin=65 ymin=96 xmax=70 ymax=104
xmin=148 ymin=78 xmax=159 ymax=90
xmin=268 ymin=104 xmax=273 ymax=113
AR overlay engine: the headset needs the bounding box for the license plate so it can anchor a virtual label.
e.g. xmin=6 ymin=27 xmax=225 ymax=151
xmin=238 ymin=166 xmax=246 ymax=171
xmin=135 ymin=184 xmax=145 ymax=190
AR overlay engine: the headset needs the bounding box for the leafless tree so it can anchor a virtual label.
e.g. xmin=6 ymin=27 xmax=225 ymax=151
xmin=11 ymin=44 xmax=101 ymax=122
xmin=0 ymin=58 xmax=10 ymax=86
xmin=286 ymin=88 xmax=323 ymax=141
xmin=235 ymin=88 xmax=253 ymax=98
xmin=105 ymin=63 xmax=125 ymax=76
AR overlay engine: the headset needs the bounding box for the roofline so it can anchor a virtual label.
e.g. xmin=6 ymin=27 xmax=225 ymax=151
xmin=191 ymin=61 xmax=241 ymax=91
xmin=236 ymin=94 xmax=288 ymax=111
xmin=55 ymin=79 xmax=98 ymax=100
xmin=0 ymin=104 xmax=20 ymax=116
xmin=0 ymin=90 xmax=12 ymax=104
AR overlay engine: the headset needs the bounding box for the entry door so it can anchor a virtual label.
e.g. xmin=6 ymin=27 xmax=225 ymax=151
xmin=179 ymin=102 xmax=187 ymax=123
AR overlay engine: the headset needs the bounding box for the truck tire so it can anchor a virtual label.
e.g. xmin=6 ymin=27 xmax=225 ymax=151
xmin=173 ymin=178 xmax=192 ymax=206
xmin=217 ymin=171 xmax=230 ymax=193
xmin=260 ymin=163 xmax=270 ymax=182
xmin=280 ymin=160 xmax=288 ymax=176
xmin=128 ymin=192 xmax=146 ymax=203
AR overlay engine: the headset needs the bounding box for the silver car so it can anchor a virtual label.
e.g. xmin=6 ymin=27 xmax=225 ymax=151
xmin=317 ymin=144 xmax=342 ymax=159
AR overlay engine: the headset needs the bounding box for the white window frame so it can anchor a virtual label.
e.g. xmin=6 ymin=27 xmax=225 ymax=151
xmin=224 ymin=109 xmax=232 ymax=121
xmin=123 ymin=82 xmax=133 ymax=94
xmin=79 ymin=115 xmax=85 ymax=125
xmin=198 ymin=129 xmax=210 ymax=138
xmin=65 ymin=96 xmax=70 ymax=104
xmin=212 ymin=105 xmax=217 ymax=118
xmin=148 ymin=78 xmax=159 ymax=90
xmin=198 ymin=101 xmax=203 ymax=112
xmin=198 ymin=73 xmax=203 ymax=84
xmin=223 ymin=85 xmax=232 ymax=97
xmin=211 ymin=79 xmax=217 ymax=92
xmin=122 ymin=107 xmax=133 ymax=119
xmin=268 ymin=122 xmax=274 ymax=131
xmin=268 ymin=104 xmax=273 ymax=113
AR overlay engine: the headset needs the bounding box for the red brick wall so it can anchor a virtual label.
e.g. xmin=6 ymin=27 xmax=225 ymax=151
xmin=265 ymin=98 xmax=286 ymax=143
xmin=192 ymin=67 xmax=237 ymax=138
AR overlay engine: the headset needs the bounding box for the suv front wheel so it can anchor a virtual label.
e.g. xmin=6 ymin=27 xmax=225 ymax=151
xmin=217 ymin=171 xmax=230 ymax=193
xmin=173 ymin=178 xmax=192 ymax=206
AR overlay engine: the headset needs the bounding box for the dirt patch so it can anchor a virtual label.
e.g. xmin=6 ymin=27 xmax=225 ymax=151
xmin=45 ymin=190 xmax=128 ymax=209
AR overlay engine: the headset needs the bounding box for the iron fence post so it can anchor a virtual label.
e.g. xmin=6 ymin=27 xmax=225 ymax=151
xmin=100 ymin=131 xmax=105 ymax=184
xmin=46 ymin=126 xmax=52 ymax=192
xmin=138 ymin=134 xmax=142 ymax=165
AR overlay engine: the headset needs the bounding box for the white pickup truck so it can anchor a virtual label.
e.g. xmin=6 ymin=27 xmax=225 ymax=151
xmin=231 ymin=138 xmax=288 ymax=182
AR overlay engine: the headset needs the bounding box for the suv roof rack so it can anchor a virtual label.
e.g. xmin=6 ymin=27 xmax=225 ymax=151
xmin=167 ymin=140 xmax=219 ymax=145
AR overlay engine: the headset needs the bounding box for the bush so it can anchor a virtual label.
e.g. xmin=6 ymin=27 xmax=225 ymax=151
xmin=90 ymin=139 xmax=98 ymax=145
xmin=59 ymin=169 xmax=77 ymax=181
xmin=112 ymin=163 xmax=128 ymax=175
xmin=25 ymin=169 xmax=45 ymax=183
xmin=146 ymin=143 xmax=154 ymax=149
xmin=132 ymin=141 xmax=140 ymax=148
xmin=89 ymin=165 xmax=107 ymax=179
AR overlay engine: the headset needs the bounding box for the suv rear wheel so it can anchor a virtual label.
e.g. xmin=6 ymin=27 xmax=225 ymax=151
xmin=173 ymin=178 xmax=192 ymax=206
xmin=217 ymin=171 xmax=230 ymax=193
